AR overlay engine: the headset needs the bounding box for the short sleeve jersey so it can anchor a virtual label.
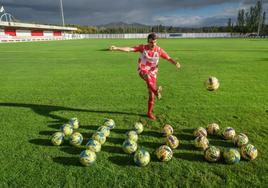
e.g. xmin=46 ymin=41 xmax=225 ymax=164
xmin=132 ymin=44 xmax=170 ymax=76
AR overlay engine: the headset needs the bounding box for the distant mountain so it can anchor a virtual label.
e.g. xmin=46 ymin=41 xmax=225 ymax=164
xmin=97 ymin=22 xmax=150 ymax=28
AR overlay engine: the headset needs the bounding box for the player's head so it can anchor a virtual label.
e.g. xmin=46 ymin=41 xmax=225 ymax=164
xmin=147 ymin=33 xmax=157 ymax=48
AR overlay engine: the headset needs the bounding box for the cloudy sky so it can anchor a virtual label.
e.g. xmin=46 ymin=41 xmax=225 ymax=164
xmin=0 ymin=0 xmax=267 ymax=27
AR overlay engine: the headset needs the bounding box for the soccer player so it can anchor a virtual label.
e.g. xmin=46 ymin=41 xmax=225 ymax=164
xmin=110 ymin=33 xmax=180 ymax=120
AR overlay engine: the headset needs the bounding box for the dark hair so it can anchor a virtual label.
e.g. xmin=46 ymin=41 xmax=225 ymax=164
xmin=147 ymin=33 xmax=157 ymax=42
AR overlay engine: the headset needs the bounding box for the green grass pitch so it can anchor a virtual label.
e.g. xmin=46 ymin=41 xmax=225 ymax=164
xmin=0 ymin=38 xmax=268 ymax=187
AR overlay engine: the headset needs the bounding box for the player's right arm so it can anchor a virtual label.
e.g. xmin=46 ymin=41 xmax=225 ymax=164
xmin=109 ymin=45 xmax=135 ymax=52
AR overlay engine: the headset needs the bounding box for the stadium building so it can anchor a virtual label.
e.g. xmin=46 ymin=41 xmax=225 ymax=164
xmin=0 ymin=9 xmax=77 ymax=42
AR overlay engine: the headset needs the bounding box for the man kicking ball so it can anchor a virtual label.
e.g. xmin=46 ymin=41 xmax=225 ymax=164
xmin=110 ymin=33 xmax=180 ymax=120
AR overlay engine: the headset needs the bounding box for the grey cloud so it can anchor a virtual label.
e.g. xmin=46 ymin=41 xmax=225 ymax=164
xmin=1 ymin=0 xmax=267 ymax=26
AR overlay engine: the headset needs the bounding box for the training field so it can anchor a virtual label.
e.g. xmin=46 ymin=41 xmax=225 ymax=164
xmin=0 ymin=38 xmax=268 ymax=187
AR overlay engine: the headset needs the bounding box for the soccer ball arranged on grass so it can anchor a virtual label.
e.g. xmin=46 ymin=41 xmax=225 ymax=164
xmin=193 ymin=127 xmax=207 ymax=137
xmin=223 ymin=148 xmax=240 ymax=164
xmin=51 ymin=132 xmax=65 ymax=146
xmin=222 ymin=127 xmax=236 ymax=140
xmin=79 ymin=150 xmax=96 ymax=166
xmin=232 ymin=133 xmax=249 ymax=147
xmin=134 ymin=148 xmax=150 ymax=167
xmin=162 ymin=124 xmax=174 ymax=136
xmin=86 ymin=139 xmax=101 ymax=152
xmin=205 ymin=76 xmax=219 ymax=91
xmin=134 ymin=122 xmax=144 ymax=134
xmin=69 ymin=117 xmax=79 ymax=129
xmin=92 ymin=131 xmax=106 ymax=145
xmin=103 ymin=118 xmax=115 ymax=130
xmin=156 ymin=145 xmax=173 ymax=162
xmin=97 ymin=126 xmax=110 ymax=137
xmin=69 ymin=132 xmax=83 ymax=147
xmin=122 ymin=139 xmax=138 ymax=154
xmin=204 ymin=146 xmax=221 ymax=162
xmin=207 ymin=123 xmax=220 ymax=135
xmin=241 ymin=144 xmax=258 ymax=160
xmin=166 ymin=135 xmax=179 ymax=149
xmin=126 ymin=130 xmax=138 ymax=142
xmin=194 ymin=136 xmax=209 ymax=150
xmin=60 ymin=124 xmax=73 ymax=137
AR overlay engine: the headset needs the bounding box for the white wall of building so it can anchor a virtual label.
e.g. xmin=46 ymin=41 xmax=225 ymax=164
xmin=44 ymin=31 xmax=54 ymax=37
xmin=16 ymin=30 xmax=31 ymax=37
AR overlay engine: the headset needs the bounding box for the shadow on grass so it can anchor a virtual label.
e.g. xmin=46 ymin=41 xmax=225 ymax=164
xmin=108 ymin=155 xmax=135 ymax=166
xmin=39 ymin=130 xmax=55 ymax=136
xmin=142 ymin=130 xmax=162 ymax=138
xmin=0 ymin=102 xmax=147 ymax=122
xmin=79 ymin=124 xmax=99 ymax=130
xmin=180 ymin=128 xmax=194 ymax=134
xmin=174 ymin=152 xmax=204 ymax=162
xmin=60 ymin=146 xmax=83 ymax=155
xmin=102 ymin=145 xmax=125 ymax=154
xmin=179 ymin=143 xmax=196 ymax=151
xmin=139 ymin=141 xmax=162 ymax=149
xmin=209 ymin=139 xmax=234 ymax=148
xmin=29 ymin=139 xmax=53 ymax=146
xmin=53 ymin=157 xmax=83 ymax=167
xmin=112 ymin=128 xmax=130 ymax=134
xmin=176 ymin=133 xmax=194 ymax=141
xmin=106 ymin=137 xmax=125 ymax=145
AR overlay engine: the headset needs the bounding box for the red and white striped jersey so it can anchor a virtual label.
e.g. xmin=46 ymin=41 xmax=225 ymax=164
xmin=132 ymin=44 xmax=170 ymax=76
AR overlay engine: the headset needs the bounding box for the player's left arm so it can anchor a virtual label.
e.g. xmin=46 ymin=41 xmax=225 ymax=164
xmin=160 ymin=49 xmax=181 ymax=69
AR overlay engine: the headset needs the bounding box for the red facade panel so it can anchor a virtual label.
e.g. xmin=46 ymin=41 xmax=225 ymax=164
xmin=4 ymin=28 xmax=16 ymax=36
xmin=53 ymin=31 xmax=62 ymax=36
xmin=31 ymin=30 xmax=44 ymax=36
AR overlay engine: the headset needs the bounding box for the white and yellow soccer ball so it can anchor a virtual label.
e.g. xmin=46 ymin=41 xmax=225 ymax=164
xmin=232 ymin=133 xmax=249 ymax=147
xmin=222 ymin=127 xmax=236 ymax=140
xmin=166 ymin=135 xmax=179 ymax=149
xmin=69 ymin=132 xmax=83 ymax=147
xmin=204 ymin=146 xmax=221 ymax=162
xmin=126 ymin=130 xmax=138 ymax=142
xmin=207 ymin=123 xmax=220 ymax=135
xmin=122 ymin=139 xmax=138 ymax=154
xmin=103 ymin=118 xmax=115 ymax=130
xmin=241 ymin=144 xmax=258 ymax=160
xmin=69 ymin=117 xmax=79 ymax=129
xmin=134 ymin=148 xmax=150 ymax=167
xmin=85 ymin=139 xmax=101 ymax=153
xmin=79 ymin=150 xmax=96 ymax=166
xmin=51 ymin=132 xmax=65 ymax=146
xmin=155 ymin=145 xmax=173 ymax=162
xmin=134 ymin=122 xmax=144 ymax=134
xmin=60 ymin=124 xmax=73 ymax=137
xmin=194 ymin=136 xmax=209 ymax=150
xmin=223 ymin=148 xmax=240 ymax=164
xmin=97 ymin=126 xmax=110 ymax=137
xmin=193 ymin=127 xmax=207 ymax=137
xmin=92 ymin=131 xmax=106 ymax=145
xmin=205 ymin=76 xmax=219 ymax=91
xmin=162 ymin=124 xmax=174 ymax=136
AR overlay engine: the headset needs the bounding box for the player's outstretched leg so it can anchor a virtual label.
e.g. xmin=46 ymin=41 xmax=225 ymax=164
xmin=156 ymin=86 xmax=162 ymax=100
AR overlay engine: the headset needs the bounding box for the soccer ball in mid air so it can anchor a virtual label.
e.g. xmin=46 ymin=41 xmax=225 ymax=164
xmin=205 ymin=76 xmax=219 ymax=91
xmin=134 ymin=148 xmax=150 ymax=167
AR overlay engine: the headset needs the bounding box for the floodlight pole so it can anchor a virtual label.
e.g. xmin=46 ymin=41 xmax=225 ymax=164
xmin=60 ymin=0 xmax=65 ymax=26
